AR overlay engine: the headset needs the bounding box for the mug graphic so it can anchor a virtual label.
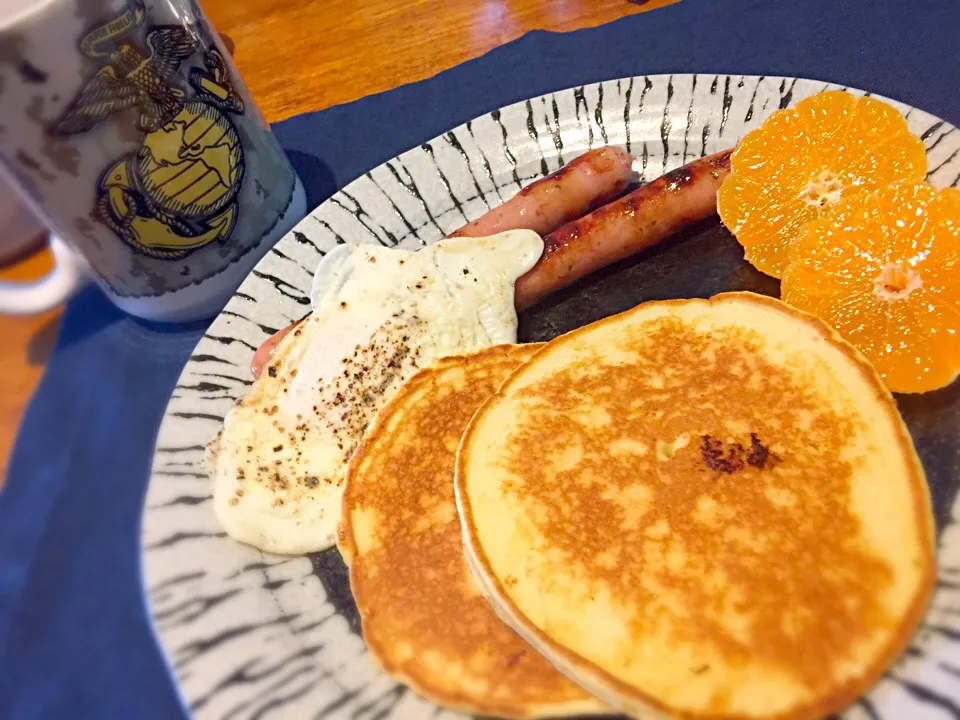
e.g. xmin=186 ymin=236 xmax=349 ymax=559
xmin=0 ymin=0 xmax=299 ymax=304
xmin=51 ymin=6 xmax=245 ymax=261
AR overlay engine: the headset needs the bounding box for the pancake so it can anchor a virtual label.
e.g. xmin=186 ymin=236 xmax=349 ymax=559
xmin=339 ymin=345 xmax=607 ymax=718
xmin=455 ymin=292 xmax=935 ymax=720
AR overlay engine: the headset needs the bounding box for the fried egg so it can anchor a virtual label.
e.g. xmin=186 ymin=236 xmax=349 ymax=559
xmin=210 ymin=231 xmax=543 ymax=554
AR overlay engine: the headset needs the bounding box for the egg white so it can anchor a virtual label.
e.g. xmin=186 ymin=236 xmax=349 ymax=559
xmin=210 ymin=231 xmax=543 ymax=554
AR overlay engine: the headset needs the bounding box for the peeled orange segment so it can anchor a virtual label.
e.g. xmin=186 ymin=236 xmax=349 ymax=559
xmin=718 ymin=91 xmax=928 ymax=278
xmin=782 ymin=182 xmax=960 ymax=394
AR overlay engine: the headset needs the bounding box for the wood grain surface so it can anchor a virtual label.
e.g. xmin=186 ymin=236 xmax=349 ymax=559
xmin=0 ymin=0 xmax=675 ymax=485
xmin=212 ymin=0 xmax=676 ymax=122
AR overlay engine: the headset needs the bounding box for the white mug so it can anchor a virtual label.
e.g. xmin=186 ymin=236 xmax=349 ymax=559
xmin=0 ymin=0 xmax=306 ymax=321
xmin=0 ymin=171 xmax=86 ymax=314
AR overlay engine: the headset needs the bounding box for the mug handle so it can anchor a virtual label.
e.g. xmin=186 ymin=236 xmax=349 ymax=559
xmin=0 ymin=234 xmax=88 ymax=314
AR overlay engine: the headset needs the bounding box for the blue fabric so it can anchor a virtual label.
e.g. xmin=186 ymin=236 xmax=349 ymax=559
xmin=1 ymin=0 xmax=957 ymax=717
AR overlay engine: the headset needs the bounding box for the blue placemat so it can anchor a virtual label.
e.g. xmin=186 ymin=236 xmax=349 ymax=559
xmin=1 ymin=0 xmax=958 ymax=717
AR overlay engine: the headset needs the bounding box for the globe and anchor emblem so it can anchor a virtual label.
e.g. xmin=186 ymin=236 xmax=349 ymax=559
xmin=50 ymin=1 xmax=246 ymax=260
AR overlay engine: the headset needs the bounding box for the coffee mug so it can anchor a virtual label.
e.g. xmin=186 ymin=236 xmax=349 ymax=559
xmin=0 ymin=0 xmax=306 ymax=321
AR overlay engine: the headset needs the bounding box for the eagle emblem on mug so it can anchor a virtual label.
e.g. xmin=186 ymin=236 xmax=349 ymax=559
xmin=50 ymin=0 xmax=245 ymax=260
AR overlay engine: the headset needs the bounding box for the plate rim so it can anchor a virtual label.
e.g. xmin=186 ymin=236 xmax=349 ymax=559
xmin=141 ymin=72 xmax=960 ymax=719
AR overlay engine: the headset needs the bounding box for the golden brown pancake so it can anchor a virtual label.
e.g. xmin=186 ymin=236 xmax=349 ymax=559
xmin=456 ymin=293 xmax=935 ymax=720
xmin=339 ymin=345 xmax=606 ymax=718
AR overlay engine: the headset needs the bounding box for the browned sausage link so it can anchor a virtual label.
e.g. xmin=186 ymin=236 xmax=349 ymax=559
xmin=252 ymin=148 xmax=633 ymax=378
xmin=252 ymin=150 xmax=733 ymax=379
xmin=513 ymin=150 xmax=733 ymax=311
xmin=250 ymin=314 xmax=309 ymax=379
xmin=447 ymin=146 xmax=634 ymax=239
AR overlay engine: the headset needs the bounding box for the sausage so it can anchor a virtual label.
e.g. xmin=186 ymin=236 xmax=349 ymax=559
xmin=250 ymin=149 xmax=732 ymax=379
xmin=250 ymin=315 xmax=308 ymax=378
xmin=513 ymin=150 xmax=733 ymax=311
xmin=447 ymin=146 xmax=634 ymax=239
xmin=251 ymin=148 xmax=633 ymax=379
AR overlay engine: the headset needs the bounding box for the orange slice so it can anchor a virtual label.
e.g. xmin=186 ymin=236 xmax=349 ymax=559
xmin=718 ymin=91 xmax=927 ymax=278
xmin=782 ymin=182 xmax=960 ymax=394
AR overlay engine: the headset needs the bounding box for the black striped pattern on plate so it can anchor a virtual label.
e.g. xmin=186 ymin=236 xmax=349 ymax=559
xmin=143 ymin=75 xmax=960 ymax=720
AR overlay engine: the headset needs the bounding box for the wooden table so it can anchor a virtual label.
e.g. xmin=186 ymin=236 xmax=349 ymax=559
xmin=0 ymin=0 xmax=675 ymax=484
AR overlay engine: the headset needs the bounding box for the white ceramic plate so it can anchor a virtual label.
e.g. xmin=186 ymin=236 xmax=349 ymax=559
xmin=143 ymin=74 xmax=960 ymax=719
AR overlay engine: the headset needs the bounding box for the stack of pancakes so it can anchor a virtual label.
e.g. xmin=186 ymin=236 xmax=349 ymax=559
xmin=340 ymin=292 xmax=935 ymax=720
